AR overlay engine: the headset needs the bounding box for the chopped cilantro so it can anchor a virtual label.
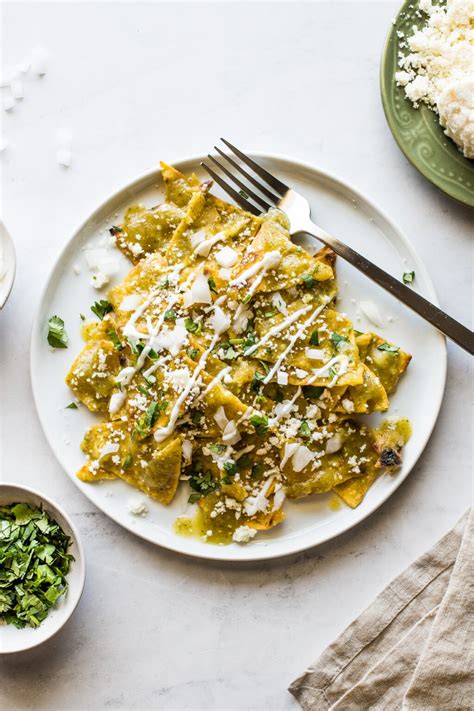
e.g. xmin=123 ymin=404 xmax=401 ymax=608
xmin=109 ymin=225 xmax=123 ymax=235
xmin=309 ymin=331 xmax=320 ymax=346
xmin=377 ymin=342 xmax=400 ymax=353
xmin=328 ymin=366 xmax=337 ymax=379
xmin=229 ymin=338 xmax=244 ymax=345
xmin=122 ymin=454 xmax=133 ymax=470
xmin=299 ymin=421 xmax=311 ymax=439
xmin=90 ymin=300 xmax=113 ymax=320
xmin=330 ymin=332 xmax=348 ymax=349
xmin=65 ymin=402 xmax=78 ymax=410
xmin=80 ymin=313 xmax=86 ymax=321
xmin=302 ymin=385 xmax=324 ymax=399
xmin=242 ymin=293 xmax=252 ymax=305
xmin=275 ymin=389 xmax=284 ymax=403
xmin=134 ymin=401 xmax=163 ymax=438
xmin=0 ymin=503 xmax=73 ymax=628
xmin=107 ymin=330 xmax=123 ymax=350
xmin=208 ymin=443 xmax=226 ymax=455
xmin=164 ymin=309 xmax=176 ymax=322
xmin=188 ymin=469 xmax=218 ymax=502
xmin=220 ymin=344 xmax=239 ymax=360
xmin=188 ymin=493 xmax=202 ymax=504
xmin=191 ymin=410 xmax=204 ymax=425
xmin=187 ymin=347 xmax=199 ymax=361
xmin=47 ymin=315 xmax=68 ymax=349
xmin=250 ymin=413 xmax=269 ymax=436
xmin=403 ymin=271 xmax=415 ymax=284
xmin=302 ymin=274 xmax=315 ymax=289
xmin=184 ymin=317 xmax=201 ymax=334
xmin=223 ymin=461 xmax=237 ymax=476
xmin=208 ymin=277 xmax=218 ymax=294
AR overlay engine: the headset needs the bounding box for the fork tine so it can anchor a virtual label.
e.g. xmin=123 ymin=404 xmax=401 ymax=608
xmin=214 ymin=146 xmax=281 ymax=204
xmin=207 ymin=155 xmax=271 ymax=211
xmin=220 ymin=138 xmax=289 ymax=196
xmin=200 ymin=162 xmax=261 ymax=216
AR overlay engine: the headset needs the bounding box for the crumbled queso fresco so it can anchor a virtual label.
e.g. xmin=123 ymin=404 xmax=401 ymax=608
xmin=395 ymin=0 xmax=474 ymax=158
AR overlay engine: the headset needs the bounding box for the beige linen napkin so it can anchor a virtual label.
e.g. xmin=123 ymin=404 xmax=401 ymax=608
xmin=289 ymin=509 xmax=473 ymax=710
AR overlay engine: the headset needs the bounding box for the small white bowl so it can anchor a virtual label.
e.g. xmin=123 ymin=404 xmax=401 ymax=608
xmin=0 ymin=220 xmax=16 ymax=309
xmin=0 ymin=483 xmax=85 ymax=654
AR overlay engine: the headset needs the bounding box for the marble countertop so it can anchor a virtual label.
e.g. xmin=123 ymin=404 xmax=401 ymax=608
xmin=0 ymin=2 xmax=472 ymax=709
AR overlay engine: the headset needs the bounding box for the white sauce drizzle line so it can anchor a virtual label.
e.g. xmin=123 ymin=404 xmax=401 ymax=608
xmin=109 ymin=267 xmax=190 ymax=414
xmin=263 ymin=300 xmax=329 ymax=384
xmin=271 ymin=387 xmax=302 ymax=425
xmin=196 ymin=366 xmax=232 ymax=402
xmin=307 ymin=353 xmax=350 ymax=387
xmin=154 ymin=334 xmax=220 ymax=443
xmin=244 ymin=305 xmax=312 ymax=357
xmin=193 ymin=231 xmax=225 ymax=257
xmin=229 ymin=250 xmax=281 ymax=286
xmin=230 ymin=251 xmax=282 ymax=327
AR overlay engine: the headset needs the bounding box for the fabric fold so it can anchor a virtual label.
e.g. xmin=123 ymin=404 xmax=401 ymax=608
xmin=289 ymin=510 xmax=472 ymax=710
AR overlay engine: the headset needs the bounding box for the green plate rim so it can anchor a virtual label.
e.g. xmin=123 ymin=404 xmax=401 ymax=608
xmin=380 ymin=0 xmax=474 ymax=208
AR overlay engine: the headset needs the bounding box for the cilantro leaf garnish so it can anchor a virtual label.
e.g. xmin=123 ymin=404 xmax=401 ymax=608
xmin=223 ymin=461 xmax=237 ymax=476
xmin=91 ymin=300 xmax=113 ymax=320
xmin=107 ymin=330 xmax=123 ymax=350
xmin=188 ymin=467 xmax=218 ymax=503
xmin=309 ymin=331 xmax=320 ymax=346
xmin=47 ymin=315 xmax=68 ymax=349
xmin=134 ymin=401 xmax=165 ymax=438
xmin=208 ymin=443 xmax=226 ymax=455
xmin=242 ymin=293 xmax=252 ymax=305
xmin=302 ymin=274 xmax=315 ymax=289
xmin=250 ymin=413 xmax=269 ymax=436
xmin=164 ymin=309 xmax=177 ymax=322
xmin=208 ymin=277 xmax=218 ymax=294
xmin=184 ymin=317 xmax=202 ymax=334
xmin=122 ymin=454 xmax=133 ymax=470
xmin=0 ymin=503 xmax=73 ymax=628
xmin=403 ymin=271 xmax=415 ymax=284
xmin=377 ymin=342 xmax=400 ymax=353
xmin=66 ymin=402 xmax=78 ymax=410
xmin=109 ymin=225 xmax=123 ymax=235
xmin=299 ymin=420 xmax=311 ymax=439
xmin=330 ymin=332 xmax=348 ymax=349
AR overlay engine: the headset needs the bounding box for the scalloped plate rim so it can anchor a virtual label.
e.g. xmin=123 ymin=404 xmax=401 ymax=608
xmin=380 ymin=0 xmax=474 ymax=208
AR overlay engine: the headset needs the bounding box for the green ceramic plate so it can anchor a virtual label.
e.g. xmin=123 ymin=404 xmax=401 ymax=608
xmin=380 ymin=0 xmax=474 ymax=207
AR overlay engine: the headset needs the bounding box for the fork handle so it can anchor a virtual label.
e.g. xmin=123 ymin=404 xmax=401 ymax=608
xmin=302 ymin=220 xmax=474 ymax=354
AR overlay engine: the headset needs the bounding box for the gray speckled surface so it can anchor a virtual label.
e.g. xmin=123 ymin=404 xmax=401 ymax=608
xmin=0 ymin=2 xmax=472 ymax=709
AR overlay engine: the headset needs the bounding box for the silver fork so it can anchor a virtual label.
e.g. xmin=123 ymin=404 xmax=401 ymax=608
xmin=202 ymin=139 xmax=473 ymax=355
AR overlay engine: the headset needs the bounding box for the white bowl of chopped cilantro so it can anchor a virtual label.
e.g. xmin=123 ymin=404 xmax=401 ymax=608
xmin=0 ymin=483 xmax=85 ymax=654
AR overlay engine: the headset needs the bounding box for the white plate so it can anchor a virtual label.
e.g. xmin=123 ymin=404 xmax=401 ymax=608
xmin=0 ymin=221 xmax=16 ymax=309
xmin=0 ymin=483 xmax=85 ymax=654
xmin=30 ymin=154 xmax=446 ymax=561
